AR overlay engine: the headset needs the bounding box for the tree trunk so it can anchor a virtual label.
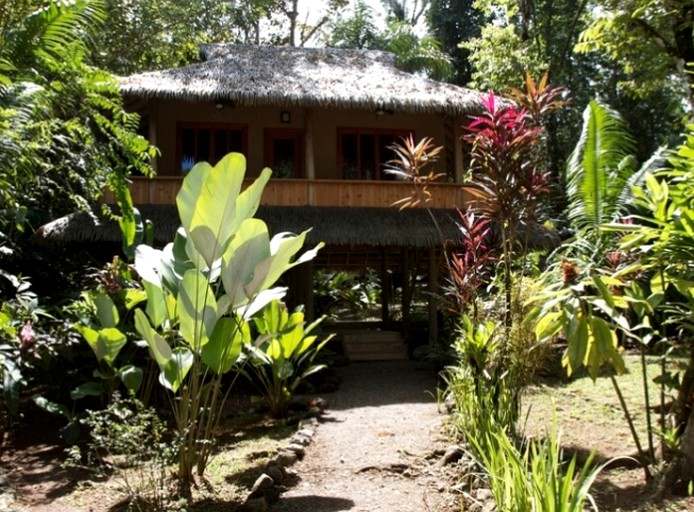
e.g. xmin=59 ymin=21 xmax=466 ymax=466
xmin=662 ymin=349 xmax=694 ymax=493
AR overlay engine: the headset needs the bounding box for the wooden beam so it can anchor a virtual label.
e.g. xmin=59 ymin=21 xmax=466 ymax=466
xmin=427 ymin=247 xmax=439 ymax=345
xmin=453 ymin=116 xmax=464 ymax=184
xmin=304 ymin=108 xmax=316 ymax=204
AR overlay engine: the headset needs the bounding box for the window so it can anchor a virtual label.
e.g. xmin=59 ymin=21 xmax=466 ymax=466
xmin=177 ymin=123 xmax=247 ymax=173
xmin=264 ymin=129 xmax=304 ymax=178
xmin=338 ymin=128 xmax=411 ymax=180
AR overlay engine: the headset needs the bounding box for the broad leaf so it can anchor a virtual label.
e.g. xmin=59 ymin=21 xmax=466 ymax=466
xmin=94 ymin=292 xmax=119 ymax=328
xmin=161 ymin=347 xmax=193 ymax=393
xmin=177 ymin=269 xmax=217 ymax=350
xmin=201 ymin=316 xmax=248 ymax=374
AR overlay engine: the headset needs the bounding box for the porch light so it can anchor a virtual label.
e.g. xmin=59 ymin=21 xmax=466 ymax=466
xmin=281 ymin=111 xmax=291 ymax=123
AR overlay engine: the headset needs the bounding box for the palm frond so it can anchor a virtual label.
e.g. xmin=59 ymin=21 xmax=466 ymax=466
xmin=566 ymin=99 xmax=636 ymax=232
xmin=3 ymin=0 xmax=105 ymax=71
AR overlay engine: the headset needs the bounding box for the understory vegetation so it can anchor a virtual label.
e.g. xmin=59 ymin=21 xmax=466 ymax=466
xmin=3 ymin=1 xmax=694 ymax=511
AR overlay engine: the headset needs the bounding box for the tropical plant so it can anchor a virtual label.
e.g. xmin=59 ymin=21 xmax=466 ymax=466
xmin=69 ymin=393 xmax=176 ymax=512
xmin=603 ymin=129 xmax=694 ymax=489
xmin=385 ymin=135 xmax=444 ymax=210
xmin=529 ymin=100 xmax=670 ymax=478
xmin=462 ymin=91 xmax=549 ymax=327
xmin=468 ymin=423 xmax=606 ymax=512
xmin=0 ymin=0 xmax=154 ymax=297
xmin=245 ymin=300 xmax=332 ymax=418
xmin=132 ymin=152 xmax=322 ymax=494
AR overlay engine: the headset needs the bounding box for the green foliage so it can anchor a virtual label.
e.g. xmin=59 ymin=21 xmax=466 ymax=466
xmin=566 ymin=100 xmax=641 ymax=237
xmin=426 ymin=0 xmax=483 ymax=85
xmin=576 ymin=0 xmax=693 ymax=111
xmin=469 ymin=424 xmax=605 ymax=512
xmin=132 ymin=152 xmax=322 ymax=492
xmin=327 ymin=2 xmax=452 ymax=79
xmin=70 ymin=394 xmax=176 ymax=512
xmin=246 ymin=301 xmax=332 ymax=418
xmin=445 ymin=315 xmax=520 ymax=438
xmin=0 ymin=0 xmax=155 ymax=286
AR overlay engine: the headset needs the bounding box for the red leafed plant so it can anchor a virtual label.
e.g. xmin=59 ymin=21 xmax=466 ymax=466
xmin=462 ymin=90 xmax=553 ymax=326
xmin=446 ymin=210 xmax=495 ymax=322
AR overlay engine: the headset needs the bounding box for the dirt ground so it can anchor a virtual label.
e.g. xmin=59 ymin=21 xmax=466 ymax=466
xmin=274 ymin=361 xmax=457 ymax=512
xmin=3 ymin=358 xmax=694 ymax=511
xmin=0 ymin=360 xmax=457 ymax=512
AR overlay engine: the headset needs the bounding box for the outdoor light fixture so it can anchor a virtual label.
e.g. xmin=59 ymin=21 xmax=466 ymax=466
xmin=215 ymin=103 xmax=224 ymax=110
xmin=281 ymin=111 xmax=291 ymax=123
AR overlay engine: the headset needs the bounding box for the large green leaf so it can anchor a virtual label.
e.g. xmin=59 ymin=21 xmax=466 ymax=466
xmin=183 ymin=154 xmax=247 ymax=268
xmin=74 ymin=324 xmax=127 ymax=366
xmin=566 ymin=100 xmax=636 ymax=234
xmin=177 ymin=269 xmax=217 ymax=350
xmin=94 ymin=292 xmax=119 ymax=328
xmin=201 ymin=316 xmax=248 ymax=374
xmin=221 ymin=218 xmax=271 ymax=308
xmin=134 ymin=309 xmax=172 ymax=368
xmin=245 ymin=231 xmax=323 ymax=297
xmin=161 ymin=347 xmax=193 ymax=393
xmin=118 ymin=364 xmax=143 ymax=394
xmin=177 ymin=160 xmax=213 ymax=237
xmin=143 ymin=280 xmax=167 ymax=329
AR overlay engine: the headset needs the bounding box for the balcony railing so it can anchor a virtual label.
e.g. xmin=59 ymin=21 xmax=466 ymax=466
xmin=107 ymin=177 xmax=469 ymax=209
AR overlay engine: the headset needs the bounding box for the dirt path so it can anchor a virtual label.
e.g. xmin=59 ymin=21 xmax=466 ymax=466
xmin=275 ymin=361 xmax=457 ymax=512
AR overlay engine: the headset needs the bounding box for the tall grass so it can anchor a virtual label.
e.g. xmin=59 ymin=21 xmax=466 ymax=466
xmin=445 ymin=316 xmax=607 ymax=512
xmin=468 ymin=425 xmax=606 ymax=512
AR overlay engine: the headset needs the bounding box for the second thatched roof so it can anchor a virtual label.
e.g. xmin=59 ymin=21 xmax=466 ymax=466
xmin=120 ymin=44 xmax=485 ymax=116
xmin=36 ymin=205 xmax=465 ymax=249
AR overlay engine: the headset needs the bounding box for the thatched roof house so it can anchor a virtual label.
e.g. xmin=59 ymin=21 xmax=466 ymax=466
xmin=120 ymin=44 xmax=484 ymax=116
xmin=43 ymin=44 xmax=506 ymax=350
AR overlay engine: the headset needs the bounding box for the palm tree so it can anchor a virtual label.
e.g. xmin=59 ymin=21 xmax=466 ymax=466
xmin=564 ymin=99 xmax=663 ymax=254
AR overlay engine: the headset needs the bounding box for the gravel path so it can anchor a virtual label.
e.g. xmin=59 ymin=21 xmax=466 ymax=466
xmin=275 ymin=361 xmax=456 ymax=512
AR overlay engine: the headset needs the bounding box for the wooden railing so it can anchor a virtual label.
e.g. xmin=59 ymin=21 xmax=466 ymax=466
xmin=109 ymin=177 xmax=469 ymax=209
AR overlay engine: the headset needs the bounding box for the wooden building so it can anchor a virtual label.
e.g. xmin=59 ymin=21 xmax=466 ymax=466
xmin=43 ymin=45 xmax=490 ymax=359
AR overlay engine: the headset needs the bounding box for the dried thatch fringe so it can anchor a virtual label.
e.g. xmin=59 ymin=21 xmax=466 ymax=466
xmin=35 ymin=204 xmax=559 ymax=255
xmin=119 ymin=44 xmax=486 ymax=116
xmin=35 ymin=206 xmax=465 ymax=249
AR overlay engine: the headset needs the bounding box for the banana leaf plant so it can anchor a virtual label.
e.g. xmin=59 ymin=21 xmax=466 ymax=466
xmin=245 ymin=300 xmax=333 ymax=418
xmin=132 ymin=153 xmax=322 ymax=494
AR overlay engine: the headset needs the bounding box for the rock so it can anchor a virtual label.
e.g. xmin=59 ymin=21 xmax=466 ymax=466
xmin=437 ymin=445 xmax=464 ymax=467
xmin=237 ymin=497 xmax=268 ymax=512
xmin=285 ymin=443 xmax=306 ymax=458
xmin=275 ymin=450 xmax=298 ymax=467
xmin=299 ymin=417 xmax=319 ymax=428
xmin=482 ymin=501 xmax=497 ymax=512
xmin=476 ymin=488 xmax=493 ymax=501
xmin=306 ymin=406 xmax=322 ymax=417
xmin=264 ymin=464 xmax=286 ymax=485
xmin=309 ymin=397 xmax=329 ymax=410
xmin=290 ymin=434 xmax=311 ymax=446
xmin=248 ymin=487 xmax=281 ymax=505
xmin=251 ymin=473 xmax=275 ymax=494
xmin=297 ymin=427 xmax=314 ymax=439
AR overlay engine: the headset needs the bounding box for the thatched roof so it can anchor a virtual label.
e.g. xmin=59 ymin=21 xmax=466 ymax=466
xmin=119 ymin=44 xmax=485 ymax=116
xmin=35 ymin=205 xmax=466 ymax=249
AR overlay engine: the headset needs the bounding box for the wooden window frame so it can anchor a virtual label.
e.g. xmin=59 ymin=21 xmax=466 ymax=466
xmin=263 ymin=128 xmax=305 ymax=179
xmin=176 ymin=122 xmax=248 ymax=173
xmin=337 ymin=127 xmax=412 ymax=180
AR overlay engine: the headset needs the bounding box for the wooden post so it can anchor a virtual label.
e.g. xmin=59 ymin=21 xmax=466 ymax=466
xmin=428 ymin=247 xmax=439 ymax=345
xmin=304 ymin=108 xmax=316 ymax=205
xmin=454 ymin=116 xmax=464 ymax=184
xmin=381 ymin=248 xmax=390 ymax=324
xmin=402 ymin=247 xmax=412 ymax=328
xmin=305 ymin=260 xmax=315 ymax=323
